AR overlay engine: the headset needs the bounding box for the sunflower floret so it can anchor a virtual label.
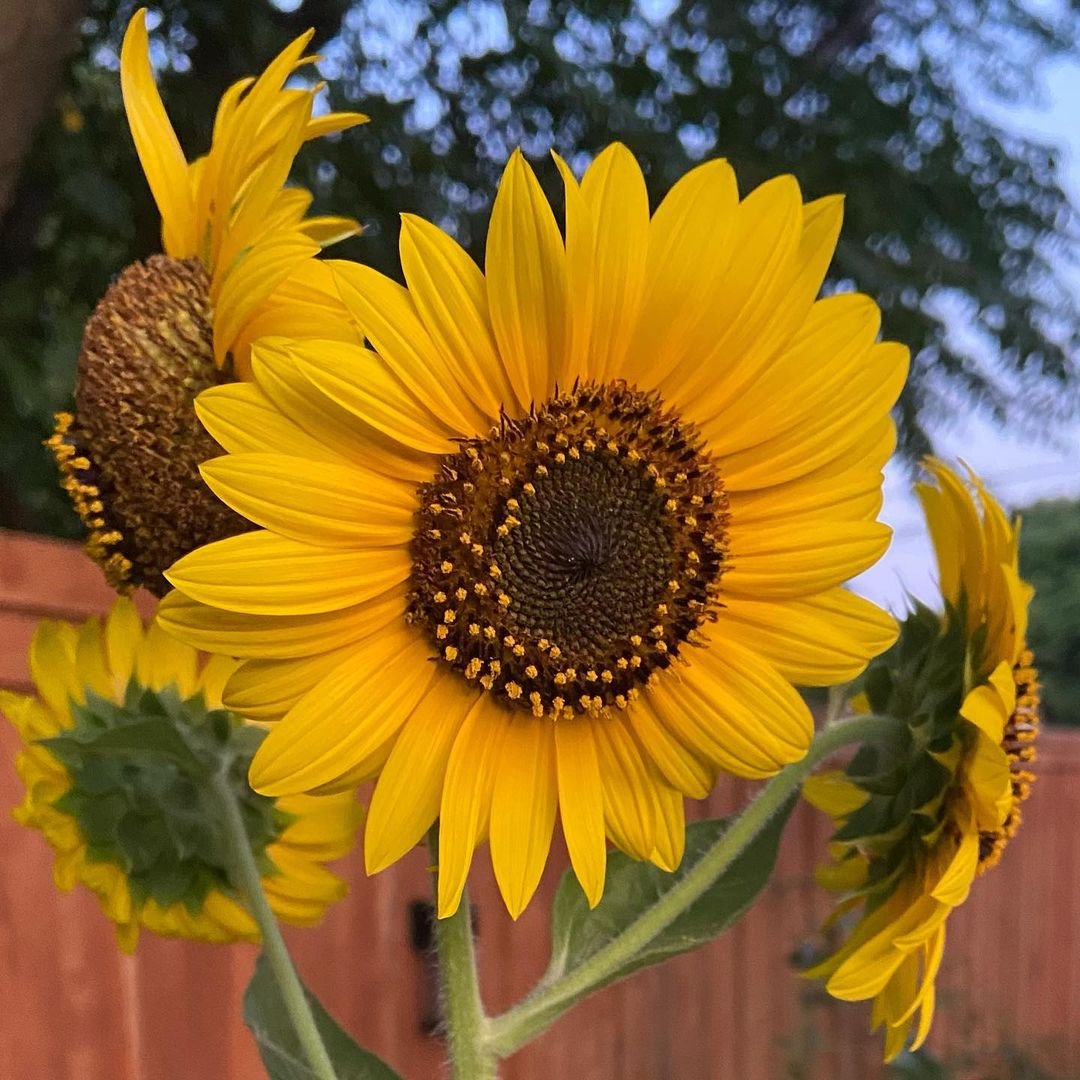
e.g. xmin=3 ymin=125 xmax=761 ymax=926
xmin=161 ymin=143 xmax=905 ymax=920
xmin=2 ymin=598 xmax=362 ymax=952
xmin=804 ymin=459 xmax=1040 ymax=1061
xmin=52 ymin=8 xmax=366 ymax=596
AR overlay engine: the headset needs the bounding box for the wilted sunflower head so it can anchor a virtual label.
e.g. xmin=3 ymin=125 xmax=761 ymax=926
xmin=803 ymin=459 xmax=1039 ymax=1061
xmin=50 ymin=8 xmax=366 ymax=596
xmin=160 ymin=143 xmax=905 ymax=920
xmin=0 ymin=598 xmax=361 ymax=952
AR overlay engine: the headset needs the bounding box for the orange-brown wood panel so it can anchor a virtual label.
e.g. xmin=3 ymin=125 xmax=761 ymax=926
xmin=2 ymin=529 xmax=1079 ymax=1080
xmin=0 ymin=609 xmax=37 ymax=692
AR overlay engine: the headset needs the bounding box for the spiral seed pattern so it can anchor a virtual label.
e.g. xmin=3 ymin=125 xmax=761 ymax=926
xmin=408 ymin=382 xmax=729 ymax=717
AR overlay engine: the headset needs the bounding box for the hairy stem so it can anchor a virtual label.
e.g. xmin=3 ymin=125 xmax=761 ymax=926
xmin=429 ymin=829 xmax=498 ymax=1080
xmin=212 ymin=769 xmax=337 ymax=1080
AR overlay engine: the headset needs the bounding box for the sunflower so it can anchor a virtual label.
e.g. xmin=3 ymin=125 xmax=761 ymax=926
xmin=159 ymin=145 xmax=905 ymax=919
xmin=0 ymin=598 xmax=362 ymax=952
xmin=804 ymin=459 xmax=1039 ymax=1060
xmin=49 ymin=8 xmax=366 ymax=596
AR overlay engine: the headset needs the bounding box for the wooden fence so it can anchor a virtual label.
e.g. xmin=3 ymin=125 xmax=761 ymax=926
xmin=1 ymin=529 xmax=1078 ymax=1079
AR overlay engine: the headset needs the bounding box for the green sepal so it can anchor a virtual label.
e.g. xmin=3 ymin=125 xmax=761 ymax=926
xmin=43 ymin=715 xmax=210 ymax=779
xmin=244 ymin=953 xmax=401 ymax=1080
xmin=34 ymin=679 xmax=288 ymax=915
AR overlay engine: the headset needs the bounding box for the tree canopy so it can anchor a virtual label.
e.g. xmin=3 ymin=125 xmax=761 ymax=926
xmin=2 ymin=0 xmax=1079 ymax=535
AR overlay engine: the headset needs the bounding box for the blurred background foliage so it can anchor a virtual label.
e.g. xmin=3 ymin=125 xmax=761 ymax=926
xmin=2 ymin=0 xmax=1080 ymax=539
xmin=1020 ymin=496 xmax=1080 ymax=727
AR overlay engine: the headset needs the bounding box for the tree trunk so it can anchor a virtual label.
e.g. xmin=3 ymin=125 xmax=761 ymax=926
xmin=0 ymin=0 xmax=87 ymax=223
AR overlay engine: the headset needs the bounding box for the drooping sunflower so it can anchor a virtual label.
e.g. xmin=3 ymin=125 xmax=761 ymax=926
xmin=804 ymin=459 xmax=1039 ymax=1060
xmin=1 ymin=598 xmax=362 ymax=952
xmin=160 ymin=145 xmax=905 ymax=919
xmin=49 ymin=8 xmax=366 ymax=596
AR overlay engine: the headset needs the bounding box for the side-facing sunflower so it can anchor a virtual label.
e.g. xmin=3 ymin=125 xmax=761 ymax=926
xmin=49 ymin=8 xmax=366 ymax=596
xmin=160 ymin=144 xmax=904 ymax=919
xmin=804 ymin=459 xmax=1039 ymax=1060
xmin=1 ymin=598 xmax=361 ymax=952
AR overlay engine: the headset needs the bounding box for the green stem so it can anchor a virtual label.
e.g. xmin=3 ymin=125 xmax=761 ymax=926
xmin=429 ymin=829 xmax=498 ymax=1080
xmin=211 ymin=770 xmax=338 ymax=1080
xmin=488 ymin=712 xmax=899 ymax=1059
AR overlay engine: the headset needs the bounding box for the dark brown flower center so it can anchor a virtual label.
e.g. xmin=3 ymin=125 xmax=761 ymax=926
xmin=977 ymin=650 xmax=1040 ymax=871
xmin=407 ymin=382 xmax=729 ymax=717
xmin=49 ymin=255 xmax=246 ymax=597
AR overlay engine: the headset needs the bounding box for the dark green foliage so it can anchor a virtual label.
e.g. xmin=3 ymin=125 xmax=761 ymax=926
xmin=244 ymin=953 xmax=402 ymax=1080
xmin=41 ymin=682 xmax=289 ymax=911
xmin=1018 ymin=497 xmax=1080 ymax=726
xmin=3 ymin=0 xmax=1078 ymax=533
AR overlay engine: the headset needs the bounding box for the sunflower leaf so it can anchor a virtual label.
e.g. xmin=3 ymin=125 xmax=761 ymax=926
xmin=243 ymin=953 xmax=401 ymax=1080
xmin=546 ymin=795 xmax=796 ymax=995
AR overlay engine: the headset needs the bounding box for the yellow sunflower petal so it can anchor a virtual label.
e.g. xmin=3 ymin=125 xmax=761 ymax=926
xmin=228 ymin=261 xmax=362 ymax=380
xmin=929 ymin=826 xmax=979 ymax=908
xmin=283 ymin=338 xmax=458 ymax=457
xmin=720 ymin=341 xmax=909 ymax=490
xmin=485 ymin=149 xmax=568 ymax=408
xmin=700 ymin=292 xmax=880 ymax=453
xmin=650 ymin=782 xmax=686 ymax=872
xmin=720 ymin=588 xmax=897 ymax=686
xmin=120 ymin=10 xmax=196 ymax=256
xmin=437 ymin=695 xmax=508 ymax=917
xmin=959 ymin=675 xmax=1011 ymax=742
xmin=136 ymin=620 xmax=198 ymax=698
xmin=399 ymin=213 xmax=516 ymax=422
xmin=625 ymin=693 xmax=714 ymax=799
xmin=166 ymin=531 xmax=410 ymax=616
xmin=803 ymin=770 xmax=870 ymax=818
xmin=592 ymin=716 xmax=659 ymax=862
xmin=724 ymin=520 xmax=892 ymax=600
xmin=249 ymin=341 xmax=435 ymax=484
xmin=30 ymin=620 xmax=80 ymax=720
xmin=826 ymin=895 xmax=948 ymax=1001
xmin=250 ymin=630 xmax=435 ymax=795
xmin=330 ymin=261 xmax=487 ymax=435
xmin=622 ymin=158 xmax=739 ymax=385
xmin=555 ymin=714 xmax=608 ymax=908
xmin=725 ymin=464 xmax=886 ymax=530
xmin=659 ymin=175 xmax=806 ymax=410
xmin=213 ymin=237 xmax=320 ymax=366
xmin=196 ymin=381 xmax=346 ymax=462
xmin=104 ymin=597 xmax=144 ymax=691
xmin=365 ymin=668 xmax=476 ymax=874
xmin=223 ymin=646 xmax=356 ymax=722
xmin=489 ymin=719 xmax=558 ymax=919
xmin=157 ymin=585 xmax=405 ymax=660
xmin=648 ymin=637 xmax=813 ymax=778
xmin=568 ymin=144 xmax=649 ymax=383
xmin=200 ymin=453 xmax=416 ymax=548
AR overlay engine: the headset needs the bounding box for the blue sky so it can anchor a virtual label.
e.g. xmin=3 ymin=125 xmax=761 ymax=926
xmin=854 ymin=48 xmax=1080 ymax=613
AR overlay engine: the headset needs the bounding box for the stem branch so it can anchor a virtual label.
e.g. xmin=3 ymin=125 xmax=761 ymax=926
xmin=489 ymin=712 xmax=898 ymax=1058
xmin=429 ymin=829 xmax=498 ymax=1080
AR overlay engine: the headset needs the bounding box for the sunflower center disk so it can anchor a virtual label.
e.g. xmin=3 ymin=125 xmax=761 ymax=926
xmin=408 ymin=382 xmax=729 ymax=717
xmin=977 ymin=650 xmax=1040 ymax=871
xmin=49 ymin=254 xmax=244 ymax=596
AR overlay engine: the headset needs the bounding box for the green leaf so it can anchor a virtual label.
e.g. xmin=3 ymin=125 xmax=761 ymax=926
xmin=243 ymin=953 xmax=401 ymax=1080
xmin=547 ymin=795 xmax=797 ymax=997
xmin=41 ymin=718 xmax=210 ymax=779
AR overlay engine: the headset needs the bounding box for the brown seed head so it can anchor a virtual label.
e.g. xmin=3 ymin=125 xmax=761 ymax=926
xmin=49 ymin=255 xmax=246 ymax=596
